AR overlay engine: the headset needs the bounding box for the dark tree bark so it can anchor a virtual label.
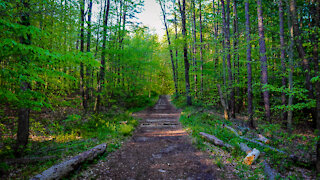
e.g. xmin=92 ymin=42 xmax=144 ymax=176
xmin=16 ymin=0 xmax=32 ymax=156
xmin=311 ymin=0 xmax=320 ymax=174
xmin=178 ymin=0 xmax=192 ymax=105
xmin=278 ymin=0 xmax=287 ymax=122
xmin=85 ymin=0 xmax=93 ymax=112
xmin=96 ymin=0 xmax=110 ymax=112
xmin=290 ymin=0 xmax=316 ymax=123
xmin=159 ymin=0 xmax=178 ymax=97
xmin=245 ymin=0 xmax=254 ymax=128
xmin=191 ymin=0 xmax=198 ymax=96
xmin=257 ymin=0 xmax=271 ymax=122
xmin=221 ymin=0 xmax=235 ymax=118
xmin=233 ymin=0 xmax=240 ymax=113
xmin=80 ymin=0 xmax=87 ymax=111
xmin=199 ymin=0 xmax=204 ymax=95
xmin=285 ymin=0 xmax=294 ymax=133
xmin=174 ymin=12 xmax=179 ymax=96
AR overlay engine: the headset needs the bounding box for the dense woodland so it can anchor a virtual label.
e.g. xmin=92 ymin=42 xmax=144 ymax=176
xmin=0 ymin=0 xmax=319 ymax=178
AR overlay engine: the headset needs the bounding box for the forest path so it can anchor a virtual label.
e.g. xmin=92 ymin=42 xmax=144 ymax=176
xmin=78 ymin=95 xmax=228 ymax=180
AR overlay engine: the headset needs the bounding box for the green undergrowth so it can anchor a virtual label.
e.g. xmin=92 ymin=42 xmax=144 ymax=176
xmin=0 ymin=111 xmax=139 ymax=179
xmin=173 ymin=100 xmax=317 ymax=179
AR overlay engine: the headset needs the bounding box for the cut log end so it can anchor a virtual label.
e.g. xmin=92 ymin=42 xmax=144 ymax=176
xmin=243 ymin=148 xmax=260 ymax=165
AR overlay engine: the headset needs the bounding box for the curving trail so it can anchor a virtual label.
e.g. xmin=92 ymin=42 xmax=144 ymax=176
xmin=79 ymin=95 xmax=231 ymax=180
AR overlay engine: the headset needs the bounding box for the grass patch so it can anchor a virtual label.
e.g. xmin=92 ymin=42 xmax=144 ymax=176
xmin=0 ymin=111 xmax=138 ymax=179
xmin=173 ymin=102 xmax=317 ymax=179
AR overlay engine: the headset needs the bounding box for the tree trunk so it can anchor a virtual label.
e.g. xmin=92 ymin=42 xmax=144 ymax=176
xmin=159 ymin=0 xmax=178 ymax=97
xmin=245 ymin=0 xmax=254 ymax=128
xmin=286 ymin=0 xmax=294 ymax=133
xmin=217 ymin=84 xmax=229 ymax=120
xmin=311 ymin=0 xmax=320 ymax=174
xmin=290 ymin=0 xmax=316 ymax=123
xmin=16 ymin=0 xmax=31 ymax=156
xmin=278 ymin=0 xmax=287 ymax=122
xmin=178 ymin=0 xmax=192 ymax=105
xmin=96 ymin=0 xmax=110 ymax=112
xmin=233 ymin=0 xmax=240 ymax=114
xmin=221 ymin=0 xmax=235 ymax=118
xmin=85 ymin=0 xmax=93 ymax=112
xmin=257 ymin=0 xmax=271 ymax=122
xmin=80 ymin=0 xmax=87 ymax=111
xmin=174 ymin=12 xmax=179 ymax=97
xmin=191 ymin=0 xmax=197 ymax=96
xmin=199 ymin=0 xmax=204 ymax=95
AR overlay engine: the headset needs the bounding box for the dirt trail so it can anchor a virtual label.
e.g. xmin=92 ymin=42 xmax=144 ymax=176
xmin=79 ymin=95 xmax=231 ymax=180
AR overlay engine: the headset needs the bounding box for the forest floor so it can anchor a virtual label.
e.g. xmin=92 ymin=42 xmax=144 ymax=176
xmin=76 ymin=95 xmax=238 ymax=179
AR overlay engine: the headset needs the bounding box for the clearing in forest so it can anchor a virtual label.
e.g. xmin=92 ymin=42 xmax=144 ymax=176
xmin=78 ymin=95 xmax=236 ymax=179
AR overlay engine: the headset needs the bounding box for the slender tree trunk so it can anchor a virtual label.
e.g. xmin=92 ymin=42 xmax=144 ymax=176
xmin=311 ymin=0 xmax=320 ymax=174
xmin=96 ymin=0 xmax=110 ymax=112
xmin=191 ymin=0 xmax=197 ymax=96
xmin=257 ymin=0 xmax=271 ymax=122
xmin=278 ymin=0 xmax=287 ymax=122
xmin=245 ymin=0 xmax=254 ymax=128
xmin=159 ymin=0 xmax=178 ymax=97
xmin=16 ymin=0 xmax=32 ymax=156
xmin=95 ymin=0 xmax=104 ymax=57
xmin=178 ymin=0 xmax=191 ymax=105
xmin=221 ymin=0 xmax=235 ymax=118
xmin=174 ymin=12 xmax=179 ymax=97
xmin=233 ymin=0 xmax=240 ymax=113
xmin=290 ymin=0 xmax=316 ymax=123
xmin=80 ymin=0 xmax=87 ymax=111
xmin=286 ymin=0 xmax=294 ymax=133
xmin=199 ymin=0 xmax=204 ymax=95
xmin=85 ymin=0 xmax=93 ymax=112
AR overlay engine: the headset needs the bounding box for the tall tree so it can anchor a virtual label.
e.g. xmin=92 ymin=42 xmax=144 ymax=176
xmin=80 ymin=0 xmax=87 ymax=111
xmin=178 ymin=0 xmax=191 ymax=105
xmin=159 ymin=0 xmax=178 ymax=97
xmin=245 ymin=0 xmax=254 ymax=128
xmin=221 ymin=0 xmax=235 ymax=118
xmin=96 ymin=0 xmax=110 ymax=111
xmin=16 ymin=0 xmax=32 ymax=156
xmin=257 ymin=0 xmax=271 ymax=122
xmin=286 ymin=0 xmax=294 ymax=133
xmin=191 ymin=0 xmax=198 ymax=95
xmin=290 ymin=0 xmax=315 ymax=123
xmin=278 ymin=0 xmax=287 ymax=122
xmin=85 ymin=0 xmax=93 ymax=111
xmin=233 ymin=0 xmax=240 ymax=113
xmin=199 ymin=0 xmax=204 ymax=94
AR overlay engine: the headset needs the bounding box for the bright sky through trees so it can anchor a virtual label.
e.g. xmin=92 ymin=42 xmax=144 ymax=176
xmin=136 ymin=0 xmax=165 ymax=37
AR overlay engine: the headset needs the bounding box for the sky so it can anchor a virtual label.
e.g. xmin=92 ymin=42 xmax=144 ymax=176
xmin=136 ymin=0 xmax=165 ymax=37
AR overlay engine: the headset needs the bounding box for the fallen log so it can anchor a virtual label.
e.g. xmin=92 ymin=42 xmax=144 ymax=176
xmin=258 ymin=134 xmax=270 ymax=144
xmin=224 ymin=125 xmax=285 ymax=154
xmin=224 ymin=124 xmax=242 ymax=136
xmin=239 ymin=143 xmax=278 ymax=179
xmin=31 ymin=143 xmax=107 ymax=180
xmin=200 ymin=132 xmax=233 ymax=149
xmin=243 ymin=148 xmax=260 ymax=165
xmin=239 ymin=143 xmax=252 ymax=154
xmin=263 ymin=160 xmax=278 ymax=180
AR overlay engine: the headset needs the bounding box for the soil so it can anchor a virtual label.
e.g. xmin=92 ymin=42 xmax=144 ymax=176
xmin=78 ymin=95 xmax=237 ymax=180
